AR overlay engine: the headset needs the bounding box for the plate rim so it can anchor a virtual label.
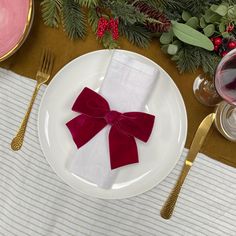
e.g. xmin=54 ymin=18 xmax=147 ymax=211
xmin=0 ymin=0 xmax=34 ymax=62
xmin=38 ymin=49 xmax=188 ymax=199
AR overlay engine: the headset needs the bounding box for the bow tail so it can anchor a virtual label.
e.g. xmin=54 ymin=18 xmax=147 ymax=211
xmin=66 ymin=114 xmax=107 ymax=149
xmin=109 ymin=125 xmax=139 ymax=169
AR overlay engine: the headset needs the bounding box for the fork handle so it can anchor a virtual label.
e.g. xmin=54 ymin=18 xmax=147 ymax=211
xmin=160 ymin=164 xmax=190 ymax=219
xmin=11 ymin=84 xmax=40 ymax=151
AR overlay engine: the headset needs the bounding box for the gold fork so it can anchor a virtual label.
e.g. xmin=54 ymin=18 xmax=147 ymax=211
xmin=11 ymin=49 xmax=54 ymax=151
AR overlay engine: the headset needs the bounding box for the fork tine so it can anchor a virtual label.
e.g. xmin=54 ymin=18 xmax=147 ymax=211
xmin=42 ymin=49 xmax=49 ymax=74
xmin=39 ymin=49 xmax=46 ymax=72
xmin=41 ymin=49 xmax=48 ymax=73
xmin=47 ymin=51 xmax=54 ymax=75
xmin=38 ymin=49 xmax=54 ymax=77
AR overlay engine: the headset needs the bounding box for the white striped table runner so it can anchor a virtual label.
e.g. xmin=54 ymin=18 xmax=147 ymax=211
xmin=0 ymin=68 xmax=235 ymax=236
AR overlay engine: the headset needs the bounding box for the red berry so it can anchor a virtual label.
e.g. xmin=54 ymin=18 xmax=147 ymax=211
xmin=109 ymin=18 xmax=119 ymax=40
xmin=213 ymin=37 xmax=222 ymax=46
xmin=221 ymin=51 xmax=228 ymax=57
xmin=228 ymin=41 xmax=236 ymax=49
xmin=97 ymin=17 xmax=109 ymax=38
xmin=214 ymin=45 xmax=219 ymax=51
xmin=226 ymin=24 xmax=234 ymax=32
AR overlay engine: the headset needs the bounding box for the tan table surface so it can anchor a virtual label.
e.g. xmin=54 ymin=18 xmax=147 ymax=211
xmin=1 ymin=1 xmax=235 ymax=167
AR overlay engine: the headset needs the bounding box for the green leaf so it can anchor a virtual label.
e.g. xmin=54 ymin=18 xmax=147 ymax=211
xmin=160 ymin=31 xmax=173 ymax=44
xmin=204 ymin=9 xmax=222 ymax=23
xmin=200 ymin=17 xmax=207 ymax=28
xmin=182 ymin=11 xmax=191 ymax=22
xmin=171 ymin=21 xmax=214 ymax=51
xmin=167 ymin=44 xmax=178 ymax=55
xmin=172 ymin=39 xmax=182 ymax=48
xmin=161 ymin=45 xmax=168 ymax=53
xmin=219 ymin=22 xmax=225 ymax=33
xmin=222 ymin=31 xmax=230 ymax=38
xmin=214 ymin=5 xmax=228 ymax=16
xmin=227 ymin=6 xmax=236 ymax=18
xmin=203 ymin=24 xmax=215 ymax=37
xmin=210 ymin=4 xmax=218 ymax=12
xmin=186 ymin=17 xmax=199 ymax=29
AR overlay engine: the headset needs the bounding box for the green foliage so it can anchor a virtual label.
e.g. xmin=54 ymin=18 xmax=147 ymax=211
xmin=88 ymin=7 xmax=99 ymax=33
xmin=103 ymin=0 xmax=147 ymax=25
xmin=41 ymin=0 xmax=62 ymax=27
xmin=171 ymin=45 xmax=220 ymax=76
xmin=156 ymin=0 xmax=184 ymax=10
xmin=171 ymin=21 xmax=214 ymax=50
xmin=62 ymin=0 xmax=86 ymax=39
xmin=75 ymin=0 xmax=98 ymax=7
xmin=101 ymin=32 xmax=119 ymax=49
xmin=200 ymin=50 xmax=221 ymax=76
xmin=119 ymin=22 xmax=151 ymax=48
xmin=172 ymin=45 xmax=201 ymax=73
xmin=183 ymin=0 xmax=221 ymax=16
xmin=40 ymin=0 xmax=236 ymax=74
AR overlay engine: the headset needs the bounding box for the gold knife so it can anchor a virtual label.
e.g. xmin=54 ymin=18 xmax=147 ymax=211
xmin=160 ymin=113 xmax=216 ymax=220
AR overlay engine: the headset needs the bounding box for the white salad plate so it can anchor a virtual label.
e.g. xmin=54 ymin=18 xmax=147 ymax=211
xmin=38 ymin=49 xmax=187 ymax=199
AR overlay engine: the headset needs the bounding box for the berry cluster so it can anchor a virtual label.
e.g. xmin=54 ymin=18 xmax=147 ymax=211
xmin=97 ymin=17 xmax=119 ymax=40
xmin=211 ymin=36 xmax=236 ymax=57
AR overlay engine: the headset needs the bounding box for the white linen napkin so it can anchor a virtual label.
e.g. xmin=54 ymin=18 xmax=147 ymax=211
xmin=66 ymin=51 xmax=160 ymax=189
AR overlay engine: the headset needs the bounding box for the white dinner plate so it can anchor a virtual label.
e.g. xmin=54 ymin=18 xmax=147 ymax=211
xmin=38 ymin=49 xmax=187 ymax=199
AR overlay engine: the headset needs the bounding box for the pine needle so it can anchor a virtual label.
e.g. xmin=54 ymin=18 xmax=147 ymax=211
xmin=103 ymin=0 xmax=147 ymax=25
xmin=119 ymin=22 xmax=151 ymax=48
xmin=200 ymin=50 xmax=221 ymax=77
xmin=61 ymin=0 xmax=87 ymax=39
xmin=88 ymin=7 xmax=99 ymax=33
xmin=41 ymin=0 xmax=62 ymax=27
xmin=172 ymin=45 xmax=201 ymax=73
xmin=75 ymin=0 xmax=99 ymax=7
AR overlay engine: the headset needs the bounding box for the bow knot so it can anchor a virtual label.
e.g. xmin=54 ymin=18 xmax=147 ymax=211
xmin=105 ymin=110 xmax=121 ymax=125
xmin=66 ymin=87 xmax=155 ymax=169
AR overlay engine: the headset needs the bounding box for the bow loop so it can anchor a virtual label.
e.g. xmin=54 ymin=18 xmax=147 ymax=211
xmin=118 ymin=112 xmax=155 ymax=142
xmin=72 ymin=87 xmax=110 ymax=117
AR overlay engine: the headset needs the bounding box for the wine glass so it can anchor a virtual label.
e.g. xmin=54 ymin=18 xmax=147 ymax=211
xmin=194 ymin=48 xmax=236 ymax=142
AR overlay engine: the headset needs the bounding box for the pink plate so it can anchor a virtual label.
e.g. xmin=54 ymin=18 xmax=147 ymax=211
xmin=0 ymin=0 xmax=33 ymax=61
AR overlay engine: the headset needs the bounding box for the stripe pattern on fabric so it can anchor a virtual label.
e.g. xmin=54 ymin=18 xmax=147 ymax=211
xmin=0 ymin=68 xmax=236 ymax=236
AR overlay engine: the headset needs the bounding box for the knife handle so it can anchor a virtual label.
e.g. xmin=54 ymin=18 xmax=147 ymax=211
xmin=160 ymin=162 xmax=191 ymax=219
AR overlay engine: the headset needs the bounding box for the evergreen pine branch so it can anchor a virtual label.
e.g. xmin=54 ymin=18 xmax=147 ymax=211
xmin=75 ymin=0 xmax=99 ymax=7
xmin=119 ymin=22 xmax=151 ymax=48
xmin=200 ymin=50 xmax=221 ymax=77
xmin=183 ymin=0 xmax=221 ymax=16
xmin=156 ymin=0 xmax=184 ymax=10
xmin=224 ymin=0 xmax=236 ymax=4
xmin=88 ymin=7 xmax=99 ymax=33
xmin=41 ymin=0 xmax=62 ymax=27
xmin=61 ymin=0 xmax=87 ymax=39
xmin=131 ymin=0 xmax=160 ymax=8
xmin=102 ymin=0 xmax=147 ymax=25
xmin=171 ymin=45 xmax=201 ymax=73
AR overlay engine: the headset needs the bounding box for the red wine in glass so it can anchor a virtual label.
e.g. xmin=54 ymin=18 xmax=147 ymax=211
xmin=214 ymin=49 xmax=236 ymax=142
xmin=215 ymin=50 xmax=236 ymax=105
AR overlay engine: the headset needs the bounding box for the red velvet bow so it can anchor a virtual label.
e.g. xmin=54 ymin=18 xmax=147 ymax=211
xmin=66 ymin=87 xmax=155 ymax=169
